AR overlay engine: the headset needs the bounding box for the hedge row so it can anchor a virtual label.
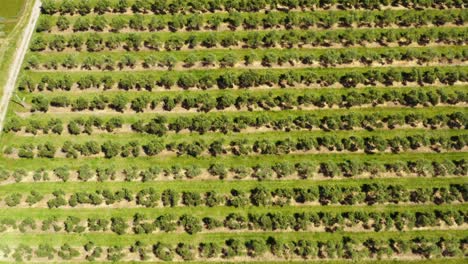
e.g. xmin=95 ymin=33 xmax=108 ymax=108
xmin=40 ymin=0 xmax=461 ymax=15
xmin=4 ymin=235 xmax=466 ymax=262
xmin=10 ymin=133 xmax=468 ymax=159
xmin=3 ymin=183 xmax=466 ymax=208
xmin=1 ymin=158 xmax=465 ymax=183
xmin=21 ymin=67 xmax=468 ymax=93
xmin=27 ymin=87 xmax=468 ymax=113
xmin=36 ymin=9 xmax=465 ymax=33
xmin=25 ymin=46 xmax=468 ymax=71
xmin=5 ymin=111 xmax=466 ymax=136
xmin=30 ymin=27 xmax=467 ymax=52
xmin=1 ymin=209 xmax=466 ymax=235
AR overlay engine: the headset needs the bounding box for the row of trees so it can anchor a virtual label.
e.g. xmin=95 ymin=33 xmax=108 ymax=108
xmin=11 ymin=133 xmax=468 ymax=159
xmin=36 ymin=9 xmax=465 ymax=33
xmin=5 ymin=110 xmax=465 ymax=136
xmin=1 ymin=209 xmax=465 ymax=235
xmin=5 ymin=235 xmax=465 ymax=262
xmin=22 ymin=67 xmax=467 ymax=93
xmin=40 ymin=0 xmax=465 ymax=15
xmin=30 ymin=27 xmax=467 ymax=52
xmin=25 ymin=47 xmax=467 ymax=71
xmin=3 ymin=183 xmax=466 ymax=208
xmin=27 ymin=87 xmax=468 ymax=114
xmin=0 ymin=158 xmax=465 ymax=183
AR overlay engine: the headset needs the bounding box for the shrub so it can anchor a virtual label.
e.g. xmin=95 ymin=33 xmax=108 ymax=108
xmin=136 ymin=188 xmax=159 ymax=207
xmin=31 ymin=96 xmax=49 ymax=112
xmin=153 ymin=242 xmax=174 ymax=261
xmin=143 ymin=140 xmax=164 ymax=156
xmin=110 ymin=94 xmax=128 ymax=112
xmin=57 ymin=244 xmax=79 ymax=260
xmin=176 ymin=243 xmax=195 ymax=260
xmin=179 ymin=214 xmax=202 ymax=234
xmin=101 ymin=141 xmax=121 ymax=158
xmin=111 ymin=217 xmax=128 ymax=235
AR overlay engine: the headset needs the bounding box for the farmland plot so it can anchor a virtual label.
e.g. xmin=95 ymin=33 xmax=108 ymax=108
xmin=0 ymin=0 xmax=467 ymax=262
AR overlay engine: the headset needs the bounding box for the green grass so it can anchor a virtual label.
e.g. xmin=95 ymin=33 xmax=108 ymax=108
xmin=0 ymin=0 xmax=32 ymax=102
xmin=1 ymin=22 xmax=17 ymax=34
xmin=0 ymin=0 xmax=26 ymax=18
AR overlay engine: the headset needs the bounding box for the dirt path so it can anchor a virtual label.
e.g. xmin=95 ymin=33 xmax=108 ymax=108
xmin=0 ymin=0 xmax=41 ymax=134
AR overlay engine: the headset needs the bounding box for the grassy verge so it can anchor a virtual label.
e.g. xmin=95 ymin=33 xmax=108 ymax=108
xmin=0 ymin=0 xmax=33 ymax=96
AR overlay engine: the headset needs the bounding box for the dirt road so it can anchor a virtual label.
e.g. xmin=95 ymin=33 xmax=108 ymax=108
xmin=0 ymin=0 xmax=41 ymax=135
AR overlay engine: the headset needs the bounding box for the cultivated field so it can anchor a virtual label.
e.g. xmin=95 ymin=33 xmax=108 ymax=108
xmin=0 ymin=0 xmax=467 ymax=263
